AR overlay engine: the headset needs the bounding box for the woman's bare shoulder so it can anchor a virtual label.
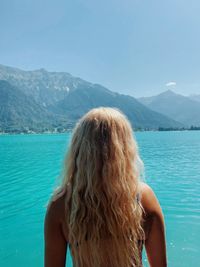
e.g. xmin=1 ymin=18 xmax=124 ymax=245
xmin=139 ymin=182 xmax=163 ymax=216
xmin=45 ymin=186 xmax=70 ymax=241
xmin=45 ymin=185 xmax=71 ymax=224
xmin=44 ymin=189 xmax=68 ymax=266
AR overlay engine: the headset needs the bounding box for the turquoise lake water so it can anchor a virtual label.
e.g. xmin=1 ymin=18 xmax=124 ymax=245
xmin=0 ymin=131 xmax=200 ymax=267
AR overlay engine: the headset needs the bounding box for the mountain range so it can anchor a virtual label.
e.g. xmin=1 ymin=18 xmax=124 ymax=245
xmin=0 ymin=80 xmax=58 ymax=132
xmin=0 ymin=64 xmax=198 ymax=133
xmin=189 ymin=94 xmax=200 ymax=103
xmin=138 ymin=90 xmax=200 ymax=127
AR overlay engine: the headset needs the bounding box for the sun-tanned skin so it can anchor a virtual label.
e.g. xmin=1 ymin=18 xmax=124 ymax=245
xmin=44 ymin=182 xmax=167 ymax=267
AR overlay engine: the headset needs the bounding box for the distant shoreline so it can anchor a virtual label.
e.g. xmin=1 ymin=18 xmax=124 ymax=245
xmin=0 ymin=126 xmax=200 ymax=136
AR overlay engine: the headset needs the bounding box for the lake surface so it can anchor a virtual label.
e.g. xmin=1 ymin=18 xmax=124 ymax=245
xmin=0 ymin=131 xmax=200 ymax=267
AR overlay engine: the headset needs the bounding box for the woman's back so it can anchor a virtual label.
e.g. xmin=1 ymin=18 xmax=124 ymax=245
xmin=44 ymin=182 xmax=167 ymax=267
xmin=44 ymin=107 xmax=167 ymax=267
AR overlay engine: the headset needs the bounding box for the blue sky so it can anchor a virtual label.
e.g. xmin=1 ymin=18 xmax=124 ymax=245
xmin=0 ymin=0 xmax=200 ymax=97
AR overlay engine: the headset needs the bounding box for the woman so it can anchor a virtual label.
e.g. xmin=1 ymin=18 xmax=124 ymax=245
xmin=44 ymin=107 xmax=167 ymax=267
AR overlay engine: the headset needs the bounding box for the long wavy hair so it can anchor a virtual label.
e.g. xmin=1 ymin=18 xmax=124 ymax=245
xmin=55 ymin=107 xmax=145 ymax=267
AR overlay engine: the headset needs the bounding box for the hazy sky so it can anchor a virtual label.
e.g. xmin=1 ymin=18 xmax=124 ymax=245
xmin=1 ymin=0 xmax=200 ymax=97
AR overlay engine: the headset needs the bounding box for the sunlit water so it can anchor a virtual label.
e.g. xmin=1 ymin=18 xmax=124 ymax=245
xmin=0 ymin=131 xmax=200 ymax=267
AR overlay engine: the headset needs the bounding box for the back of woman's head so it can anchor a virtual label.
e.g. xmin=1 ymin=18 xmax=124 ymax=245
xmin=61 ymin=107 xmax=145 ymax=267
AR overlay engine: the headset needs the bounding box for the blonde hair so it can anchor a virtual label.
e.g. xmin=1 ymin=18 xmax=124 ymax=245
xmin=57 ymin=107 xmax=145 ymax=267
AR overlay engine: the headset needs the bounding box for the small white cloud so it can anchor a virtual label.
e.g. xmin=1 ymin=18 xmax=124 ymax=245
xmin=165 ymin=81 xmax=176 ymax=87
